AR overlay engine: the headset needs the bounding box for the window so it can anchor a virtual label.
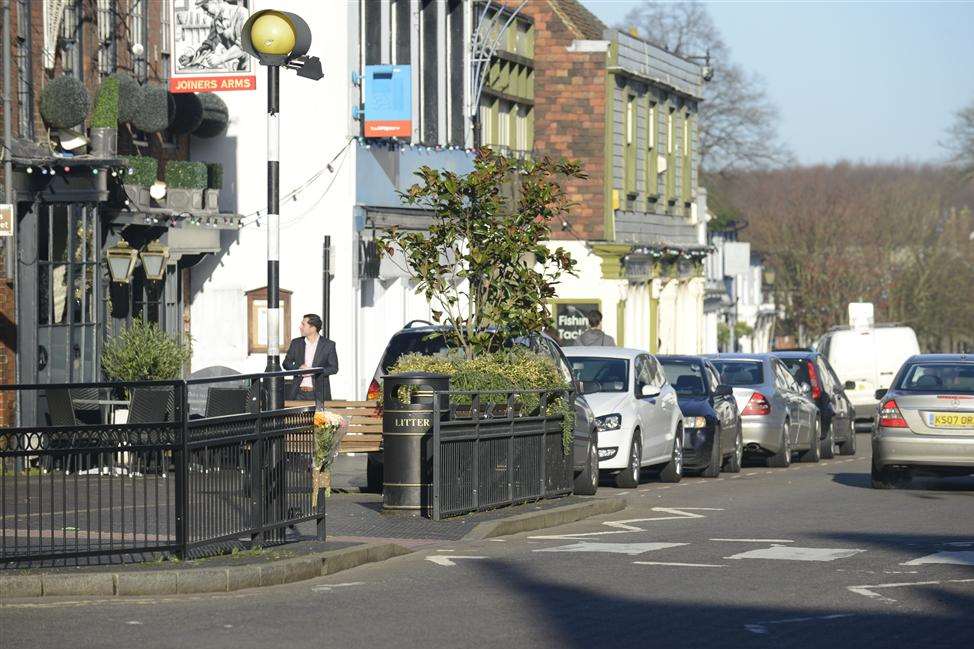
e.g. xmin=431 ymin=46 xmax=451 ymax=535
xmin=364 ymin=0 xmax=383 ymax=66
xmin=570 ymin=357 xmax=629 ymax=393
xmin=98 ymin=0 xmax=118 ymax=78
xmin=59 ymin=0 xmax=84 ymax=80
xmin=660 ymin=359 xmax=707 ymax=397
xmin=625 ymin=94 xmax=636 ymax=195
xmin=448 ymin=0 xmax=464 ymax=145
xmin=665 ymin=103 xmax=676 ymax=203
xmin=895 ymin=363 xmax=974 ymax=393
xmin=476 ymin=9 xmax=534 ymax=153
xmin=15 ymin=0 xmax=33 ymax=139
xmin=682 ymin=109 xmax=694 ymax=203
xmin=128 ymin=0 xmax=148 ymax=81
xmin=712 ymin=360 xmax=764 ymax=386
xmin=420 ymin=0 xmax=438 ymax=144
xmin=393 ymin=0 xmax=410 ymax=65
xmin=497 ymin=100 xmax=511 ymax=149
xmin=645 ymin=98 xmax=658 ymax=199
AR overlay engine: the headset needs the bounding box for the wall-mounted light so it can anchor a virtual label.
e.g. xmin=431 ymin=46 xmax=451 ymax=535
xmin=140 ymin=241 xmax=170 ymax=281
xmin=105 ymin=241 xmax=138 ymax=283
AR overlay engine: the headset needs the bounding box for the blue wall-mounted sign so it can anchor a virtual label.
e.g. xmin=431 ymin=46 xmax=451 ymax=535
xmin=363 ymin=65 xmax=412 ymax=138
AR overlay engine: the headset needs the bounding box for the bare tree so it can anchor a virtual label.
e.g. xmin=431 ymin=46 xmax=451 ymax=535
xmin=620 ymin=1 xmax=792 ymax=172
xmin=944 ymin=99 xmax=974 ymax=173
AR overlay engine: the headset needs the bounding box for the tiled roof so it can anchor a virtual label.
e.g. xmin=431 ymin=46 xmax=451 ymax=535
xmin=547 ymin=0 xmax=606 ymax=40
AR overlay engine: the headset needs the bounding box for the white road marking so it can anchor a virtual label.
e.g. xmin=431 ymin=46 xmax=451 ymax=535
xmin=726 ymin=545 xmax=865 ymax=562
xmin=529 ymin=507 xmax=724 ymax=540
xmin=487 ymin=539 xmax=507 ymax=542
xmin=902 ymin=551 xmax=974 ymax=566
xmin=425 ymin=555 xmax=486 ymax=567
xmin=744 ymin=614 xmax=856 ymax=635
xmin=847 ymin=578 xmax=974 ymax=604
xmin=634 ymin=561 xmax=726 ymax=568
xmin=533 ymin=541 xmax=686 ymax=556
xmin=126 ymin=621 xmax=142 ymax=625
xmin=710 ymin=538 xmax=795 ymax=543
xmin=310 ymin=582 xmax=365 ymax=593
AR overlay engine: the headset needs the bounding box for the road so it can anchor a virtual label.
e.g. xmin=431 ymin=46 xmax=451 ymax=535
xmin=3 ymin=436 xmax=973 ymax=649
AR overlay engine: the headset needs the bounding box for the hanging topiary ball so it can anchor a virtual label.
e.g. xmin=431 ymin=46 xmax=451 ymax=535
xmin=169 ymin=93 xmax=205 ymax=135
xmin=40 ymin=75 xmax=91 ymax=129
xmin=131 ymin=84 xmax=175 ymax=134
xmin=109 ymin=72 xmax=144 ymax=124
xmin=193 ymin=93 xmax=229 ymax=138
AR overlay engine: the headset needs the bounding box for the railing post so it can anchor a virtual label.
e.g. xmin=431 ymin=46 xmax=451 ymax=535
xmin=175 ymin=381 xmax=189 ymax=560
xmin=507 ymin=390 xmax=514 ymax=505
xmin=539 ymin=390 xmax=548 ymax=496
xmin=432 ymin=390 xmax=441 ymax=521
xmin=251 ymin=379 xmax=264 ymax=547
xmin=472 ymin=392 xmax=480 ymax=513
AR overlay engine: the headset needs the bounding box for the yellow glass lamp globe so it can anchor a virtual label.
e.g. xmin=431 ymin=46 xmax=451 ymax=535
xmin=251 ymin=13 xmax=296 ymax=55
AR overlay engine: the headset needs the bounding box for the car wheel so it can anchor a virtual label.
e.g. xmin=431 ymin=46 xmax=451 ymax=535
xmin=701 ymin=427 xmax=721 ymax=478
xmin=799 ymin=420 xmax=821 ymax=463
xmin=659 ymin=428 xmax=683 ymax=483
xmin=821 ymin=420 xmax=837 ymax=459
xmin=839 ymin=427 xmax=857 ymax=456
xmin=574 ymin=438 xmax=599 ymax=496
xmin=767 ymin=420 xmax=792 ymax=468
xmin=615 ymin=432 xmax=641 ymax=488
xmin=723 ymin=427 xmax=743 ymax=473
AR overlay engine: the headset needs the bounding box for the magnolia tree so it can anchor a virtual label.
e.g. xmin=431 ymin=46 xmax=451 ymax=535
xmin=379 ymin=149 xmax=585 ymax=360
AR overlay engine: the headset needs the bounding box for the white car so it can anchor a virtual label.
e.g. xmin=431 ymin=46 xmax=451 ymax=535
xmin=566 ymin=347 xmax=685 ymax=488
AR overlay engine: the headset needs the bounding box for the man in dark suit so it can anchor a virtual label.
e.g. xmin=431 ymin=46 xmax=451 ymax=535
xmin=282 ymin=314 xmax=338 ymax=402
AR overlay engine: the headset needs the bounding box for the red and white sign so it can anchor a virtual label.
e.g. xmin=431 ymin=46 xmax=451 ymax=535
xmin=169 ymin=0 xmax=256 ymax=93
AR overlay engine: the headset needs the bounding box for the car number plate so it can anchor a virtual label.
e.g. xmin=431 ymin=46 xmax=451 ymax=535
xmin=929 ymin=412 xmax=974 ymax=429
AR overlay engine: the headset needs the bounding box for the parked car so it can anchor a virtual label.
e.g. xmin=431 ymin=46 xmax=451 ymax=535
xmin=773 ymin=350 xmax=857 ymax=458
xmin=816 ymin=325 xmax=920 ymax=431
xmin=872 ymin=354 xmax=974 ymax=489
xmin=658 ymin=355 xmax=743 ymax=477
xmin=368 ymin=322 xmax=600 ymax=495
xmin=709 ymin=354 xmax=821 ymax=467
xmin=564 ymin=347 xmax=684 ymax=487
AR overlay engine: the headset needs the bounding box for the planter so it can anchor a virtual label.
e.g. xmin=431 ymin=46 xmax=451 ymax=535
xmin=204 ymin=188 xmax=220 ymax=212
xmin=90 ymin=127 xmax=117 ymax=157
xmin=167 ymin=187 xmax=204 ymax=211
xmin=123 ymin=184 xmax=150 ymax=207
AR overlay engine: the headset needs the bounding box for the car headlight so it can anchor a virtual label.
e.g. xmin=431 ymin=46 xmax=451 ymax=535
xmin=598 ymin=447 xmax=618 ymax=460
xmin=595 ymin=413 xmax=622 ymax=432
xmin=683 ymin=416 xmax=707 ymax=429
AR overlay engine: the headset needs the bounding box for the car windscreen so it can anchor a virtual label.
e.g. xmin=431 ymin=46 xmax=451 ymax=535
xmin=778 ymin=358 xmax=810 ymax=384
xmin=711 ymin=360 xmax=765 ymax=386
xmin=659 ymin=360 xmax=708 ymax=396
xmin=568 ymin=357 xmax=629 ymax=393
xmin=380 ymin=332 xmax=455 ymax=372
xmin=894 ymin=363 xmax=974 ymax=393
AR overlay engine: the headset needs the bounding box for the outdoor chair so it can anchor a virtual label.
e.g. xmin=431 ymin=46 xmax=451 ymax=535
xmin=127 ymin=387 xmax=176 ymax=475
xmin=204 ymin=387 xmax=250 ymax=418
xmin=43 ymin=388 xmax=79 ymax=472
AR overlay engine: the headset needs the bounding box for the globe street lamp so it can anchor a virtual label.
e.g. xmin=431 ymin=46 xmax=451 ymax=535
xmin=241 ymin=10 xmax=322 ymax=408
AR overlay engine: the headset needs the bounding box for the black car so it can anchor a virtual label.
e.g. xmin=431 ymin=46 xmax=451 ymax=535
xmin=658 ymin=355 xmax=743 ymax=477
xmin=772 ymin=350 xmax=856 ymax=458
xmin=366 ymin=321 xmax=599 ymax=495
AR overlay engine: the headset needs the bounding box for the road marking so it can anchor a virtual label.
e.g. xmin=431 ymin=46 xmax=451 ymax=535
xmin=310 ymin=582 xmax=365 ymax=593
xmin=847 ymin=578 xmax=974 ymax=603
xmin=487 ymin=539 xmax=507 ymax=542
xmin=533 ymin=541 xmax=686 ymax=556
xmin=745 ymin=472 xmax=758 ymax=476
xmin=726 ymin=545 xmax=865 ymax=562
xmin=744 ymin=614 xmax=856 ymax=635
xmin=902 ymin=551 xmax=974 ymax=566
xmin=710 ymin=538 xmax=795 ymax=543
xmin=633 ymin=561 xmax=726 ymax=568
xmin=426 ymin=555 xmax=486 ymax=567
xmin=529 ymin=507 xmax=724 ymax=540
xmin=126 ymin=621 xmax=142 ymax=625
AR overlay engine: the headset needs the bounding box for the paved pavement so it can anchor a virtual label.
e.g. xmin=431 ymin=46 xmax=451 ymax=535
xmin=3 ymin=433 xmax=973 ymax=649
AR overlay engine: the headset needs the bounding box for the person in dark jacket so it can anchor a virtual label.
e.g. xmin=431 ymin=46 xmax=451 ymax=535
xmin=575 ymin=310 xmax=615 ymax=346
xmin=282 ymin=314 xmax=338 ymax=401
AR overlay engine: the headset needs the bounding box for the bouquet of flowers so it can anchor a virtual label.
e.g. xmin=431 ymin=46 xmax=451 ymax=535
xmin=311 ymin=410 xmax=348 ymax=503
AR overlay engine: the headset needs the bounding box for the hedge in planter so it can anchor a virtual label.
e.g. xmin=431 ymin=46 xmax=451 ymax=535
xmin=193 ymin=93 xmax=229 ymax=138
xmin=40 ymin=75 xmax=91 ymax=129
xmin=122 ymin=156 xmax=158 ymax=187
xmin=170 ymin=93 xmax=204 ymax=135
xmin=110 ymin=73 xmax=144 ymax=124
xmin=132 ymin=84 xmax=175 ymax=134
xmin=207 ymin=163 xmax=223 ymax=189
xmin=101 ymin=318 xmax=191 ymax=382
xmin=165 ymin=161 xmax=208 ymax=189
xmin=91 ymin=77 xmax=119 ymax=128
xmin=389 ymin=348 xmax=575 ymax=453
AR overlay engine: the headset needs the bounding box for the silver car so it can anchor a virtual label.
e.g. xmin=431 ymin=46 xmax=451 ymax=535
xmin=872 ymin=354 xmax=974 ymax=488
xmin=710 ymin=354 xmax=821 ymax=467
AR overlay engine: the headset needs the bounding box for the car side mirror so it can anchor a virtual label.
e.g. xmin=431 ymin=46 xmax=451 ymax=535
xmin=641 ymin=385 xmax=660 ymax=398
xmin=714 ymin=384 xmax=733 ymax=397
xmin=844 ymin=380 xmax=856 ymax=391
xmin=798 ymin=382 xmax=812 ymax=397
xmin=874 ymin=388 xmax=887 ymax=400
xmin=579 ymin=381 xmax=601 ymax=395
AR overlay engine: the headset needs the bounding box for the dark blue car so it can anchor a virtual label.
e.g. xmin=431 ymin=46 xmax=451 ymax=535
xmin=658 ymin=355 xmax=743 ymax=477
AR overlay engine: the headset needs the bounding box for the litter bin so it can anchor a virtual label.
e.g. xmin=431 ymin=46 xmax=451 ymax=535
xmin=382 ymin=372 xmax=449 ymax=513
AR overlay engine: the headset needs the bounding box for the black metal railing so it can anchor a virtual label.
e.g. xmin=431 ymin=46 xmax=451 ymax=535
xmin=431 ymin=389 xmax=574 ymax=521
xmin=0 ymin=370 xmax=326 ymax=567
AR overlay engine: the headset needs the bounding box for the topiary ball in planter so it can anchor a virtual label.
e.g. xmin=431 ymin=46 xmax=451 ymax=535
xmin=40 ymin=75 xmax=91 ymax=129
xmin=110 ymin=72 xmax=144 ymax=124
xmin=132 ymin=84 xmax=175 ymax=134
xmin=169 ymin=93 xmax=204 ymax=135
xmin=193 ymin=93 xmax=229 ymax=138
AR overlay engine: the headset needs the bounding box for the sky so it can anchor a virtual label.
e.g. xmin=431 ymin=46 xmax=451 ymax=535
xmin=582 ymin=1 xmax=974 ymax=165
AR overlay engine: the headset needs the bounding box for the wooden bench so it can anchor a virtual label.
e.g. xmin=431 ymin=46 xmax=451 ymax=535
xmin=285 ymin=400 xmax=382 ymax=454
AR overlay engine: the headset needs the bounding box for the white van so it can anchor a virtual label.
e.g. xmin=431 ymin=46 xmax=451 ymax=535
xmin=816 ymin=325 xmax=920 ymax=430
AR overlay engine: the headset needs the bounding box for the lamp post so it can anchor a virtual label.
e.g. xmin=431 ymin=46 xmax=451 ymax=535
xmin=241 ymin=10 xmax=322 ymax=408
